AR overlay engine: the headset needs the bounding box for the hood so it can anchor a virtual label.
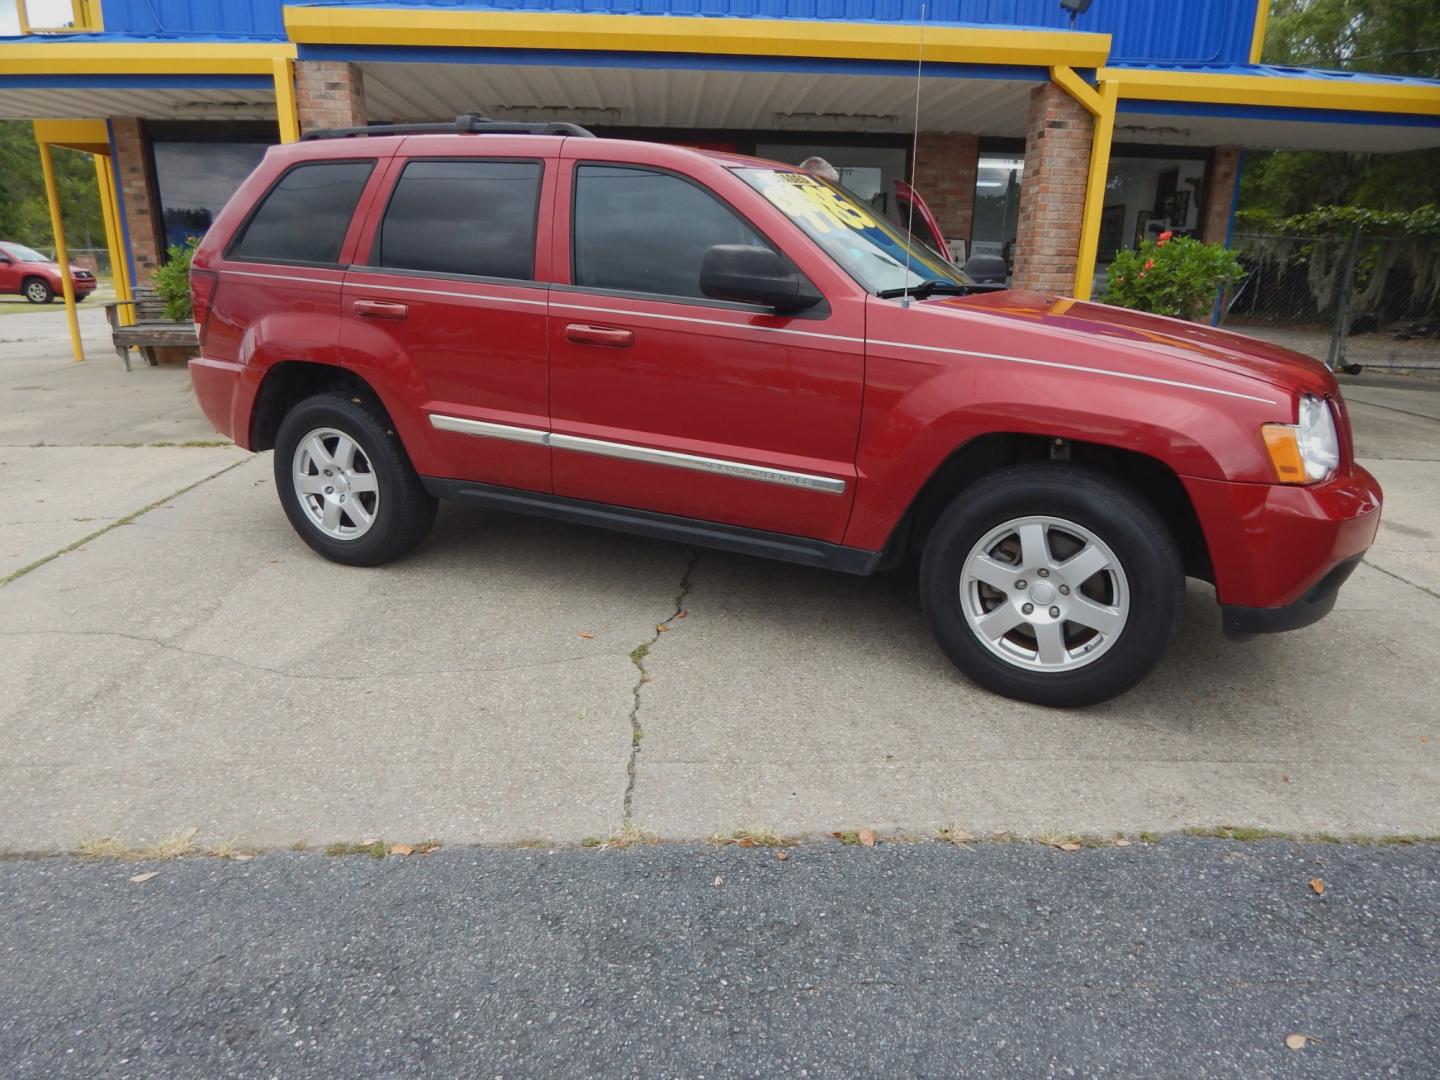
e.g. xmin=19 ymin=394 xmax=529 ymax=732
xmin=929 ymin=290 xmax=1336 ymax=398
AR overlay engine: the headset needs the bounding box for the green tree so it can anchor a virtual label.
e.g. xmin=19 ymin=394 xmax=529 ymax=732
xmin=1240 ymin=0 xmax=1440 ymax=217
xmin=0 ymin=120 xmax=104 ymax=254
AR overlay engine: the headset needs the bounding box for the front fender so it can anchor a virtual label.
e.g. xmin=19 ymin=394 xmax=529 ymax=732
xmin=842 ymin=355 xmax=1277 ymax=551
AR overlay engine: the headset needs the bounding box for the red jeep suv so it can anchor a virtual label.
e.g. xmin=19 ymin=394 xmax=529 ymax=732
xmin=189 ymin=116 xmax=1381 ymax=706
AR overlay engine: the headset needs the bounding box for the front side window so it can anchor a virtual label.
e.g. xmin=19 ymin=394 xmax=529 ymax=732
xmin=572 ymin=165 xmax=769 ymax=300
xmin=736 ymin=168 xmax=967 ymax=295
xmin=2 ymin=243 xmax=48 ymax=263
xmin=229 ymin=160 xmax=374 ymax=266
xmin=375 ymin=159 xmax=542 ymax=280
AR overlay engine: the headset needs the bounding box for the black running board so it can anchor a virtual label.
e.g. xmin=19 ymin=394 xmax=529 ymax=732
xmin=422 ymin=477 xmax=882 ymax=576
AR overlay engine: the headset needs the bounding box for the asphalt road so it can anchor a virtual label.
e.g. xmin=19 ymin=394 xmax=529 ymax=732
xmin=2 ymin=839 xmax=1436 ymax=1079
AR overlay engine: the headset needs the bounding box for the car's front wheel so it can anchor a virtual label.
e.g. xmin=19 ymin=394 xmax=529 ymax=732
xmin=23 ymin=278 xmax=53 ymax=304
xmin=273 ymin=392 xmax=437 ymax=566
xmin=920 ymin=464 xmax=1184 ymax=707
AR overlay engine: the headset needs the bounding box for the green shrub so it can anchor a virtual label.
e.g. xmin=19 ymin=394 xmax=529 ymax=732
xmin=1103 ymin=232 xmax=1245 ymax=321
xmin=153 ymin=236 xmax=200 ymax=322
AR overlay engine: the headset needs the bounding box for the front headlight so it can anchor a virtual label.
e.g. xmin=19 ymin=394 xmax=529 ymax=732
xmin=1261 ymin=394 xmax=1341 ymax=484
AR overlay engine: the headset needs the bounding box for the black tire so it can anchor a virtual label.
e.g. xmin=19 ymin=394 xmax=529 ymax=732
xmin=273 ymin=391 xmax=437 ymax=567
xmin=920 ymin=463 xmax=1185 ymax=708
xmin=23 ymin=278 xmax=53 ymax=304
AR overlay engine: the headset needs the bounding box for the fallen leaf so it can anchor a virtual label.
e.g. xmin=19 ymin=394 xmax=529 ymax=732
xmin=737 ymin=837 xmax=755 ymax=848
xmin=1114 ymin=839 xmax=1132 ymax=847
xmin=1422 ymin=735 xmax=1430 ymax=744
xmin=577 ymin=631 xmax=595 ymax=639
xmin=656 ymin=623 xmax=670 ymax=633
xmin=1309 ymin=878 xmax=1325 ymax=895
xmin=1285 ymin=1034 xmax=1313 ymax=1050
xmin=676 ymin=610 xmax=689 ymax=619
xmin=1282 ymin=775 xmax=1291 ymax=783
xmin=858 ymin=828 xmax=877 ymax=848
xmin=129 ymin=872 xmax=158 ymax=883
xmin=233 ymin=853 xmax=254 ymax=862
xmin=776 ymin=850 xmax=789 ymax=861
xmin=391 ymin=843 xmax=415 ymax=857
xmin=1058 ymin=842 xmax=1082 ymax=852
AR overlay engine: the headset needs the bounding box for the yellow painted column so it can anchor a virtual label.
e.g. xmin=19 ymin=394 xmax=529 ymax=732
xmin=93 ymin=154 xmax=134 ymax=326
xmin=273 ymin=56 xmax=301 ymax=143
xmin=36 ymin=138 xmax=84 ymax=362
xmin=14 ymin=0 xmax=31 ymax=35
xmin=1072 ymin=80 xmax=1118 ymax=302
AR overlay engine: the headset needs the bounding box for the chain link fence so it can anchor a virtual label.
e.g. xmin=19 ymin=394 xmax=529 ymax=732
xmin=1222 ymin=231 xmax=1440 ymax=372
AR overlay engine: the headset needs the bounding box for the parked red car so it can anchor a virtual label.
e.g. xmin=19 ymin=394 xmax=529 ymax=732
xmin=0 ymin=241 xmax=96 ymax=303
xmin=188 ymin=117 xmax=1381 ymax=706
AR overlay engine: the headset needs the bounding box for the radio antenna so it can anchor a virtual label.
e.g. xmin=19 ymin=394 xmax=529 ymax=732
xmin=900 ymin=3 xmax=927 ymax=308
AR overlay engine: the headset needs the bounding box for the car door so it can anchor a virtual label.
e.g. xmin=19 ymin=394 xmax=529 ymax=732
xmin=0 ymin=246 xmax=19 ymax=294
xmin=546 ymin=146 xmax=866 ymax=544
xmin=340 ymin=139 xmax=556 ymax=492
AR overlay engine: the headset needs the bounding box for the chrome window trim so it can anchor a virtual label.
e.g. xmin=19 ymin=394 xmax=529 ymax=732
xmin=427 ymin=414 xmax=846 ymax=494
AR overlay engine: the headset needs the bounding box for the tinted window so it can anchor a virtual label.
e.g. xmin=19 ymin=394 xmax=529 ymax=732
xmin=573 ymin=165 xmax=769 ymax=300
xmin=230 ymin=161 xmax=373 ymax=265
xmin=376 ymin=160 xmax=542 ymax=280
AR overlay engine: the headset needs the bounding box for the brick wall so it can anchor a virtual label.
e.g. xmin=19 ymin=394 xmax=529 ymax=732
xmin=912 ymin=131 xmax=979 ymax=249
xmin=1011 ymin=83 xmax=1093 ymax=296
xmin=1202 ymin=145 xmax=1243 ymax=245
xmin=111 ymin=117 xmax=163 ymax=286
xmin=296 ymin=60 xmax=368 ymax=135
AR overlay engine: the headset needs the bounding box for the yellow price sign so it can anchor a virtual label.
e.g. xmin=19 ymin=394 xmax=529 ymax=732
xmin=761 ymin=172 xmax=879 ymax=234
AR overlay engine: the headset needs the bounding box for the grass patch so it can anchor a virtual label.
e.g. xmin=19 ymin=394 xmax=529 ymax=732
xmin=629 ymin=642 xmax=650 ymax=665
xmin=140 ymin=828 xmax=199 ymax=860
xmin=324 ymin=840 xmax=387 ymax=858
xmin=583 ymin=825 xmax=659 ymax=851
xmin=833 ymin=830 xmax=862 ymax=846
xmin=935 ymin=824 xmax=978 ymax=846
xmin=75 ymin=837 xmax=130 ymax=860
xmin=145 ymin=439 xmax=233 ymax=448
xmin=710 ymin=827 xmax=798 ymax=848
xmin=1183 ymin=825 xmax=1281 ymax=842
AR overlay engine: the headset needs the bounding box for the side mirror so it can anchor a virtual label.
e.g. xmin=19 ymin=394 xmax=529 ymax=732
xmin=699 ymin=245 xmax=820 ymax=313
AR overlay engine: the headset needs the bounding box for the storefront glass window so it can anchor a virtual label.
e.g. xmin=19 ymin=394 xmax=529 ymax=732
xmin=970 ymin=155 xmax=1024 ymax=267
xmin=1098 ymin=157 xmax=1209 ymax=263
xmin=152 ymin=140 xmax=270 ymax=250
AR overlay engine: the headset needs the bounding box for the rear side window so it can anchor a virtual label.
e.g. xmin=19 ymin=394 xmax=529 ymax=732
xmin=229 ymin=160 xmax=373 ymax=266
xmin=572 ymin=165 xmax=769 ymax=300
xmin=375 ymin=159 xmax=542 ymax=280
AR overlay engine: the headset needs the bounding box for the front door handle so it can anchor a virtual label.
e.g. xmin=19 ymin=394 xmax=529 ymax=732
xmin=565 ymin=323 xmax=633 ymax=348
xmin=354 ymin=298 xmax=409 ymax=320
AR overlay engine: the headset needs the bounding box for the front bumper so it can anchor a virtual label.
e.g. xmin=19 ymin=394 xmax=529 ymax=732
xmin=71 ymin=277 xmax=96 ymax=296
xmin=1185 ymin=465 xmax=1382 ymax=629
xmin=1222 ymin=554 xmax=1362 ymax=637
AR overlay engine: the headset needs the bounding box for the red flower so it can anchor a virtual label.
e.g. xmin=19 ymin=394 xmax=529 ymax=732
xmin=1157 ymin=230 xmax=1173 ymax=246
xmin=1143 ymin=258 xmax=1156 ymax=271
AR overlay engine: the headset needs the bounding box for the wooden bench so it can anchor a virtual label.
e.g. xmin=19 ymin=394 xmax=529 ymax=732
xmin=104 ymin=288 xmax=198 ymax=372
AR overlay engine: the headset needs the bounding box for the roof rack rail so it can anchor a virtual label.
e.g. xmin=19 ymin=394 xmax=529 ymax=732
xmin=300 ymin=113 xmax=596 ymax=141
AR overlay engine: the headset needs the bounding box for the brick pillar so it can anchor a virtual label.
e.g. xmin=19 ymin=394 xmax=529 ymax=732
xmin=111 ymin=117 xmax=164 ymax=286
xmin=296 ymin=60 xmax=367 ymax=135
xmin=912 ymin=132 xmax=979 ymax=247
xmin=1202 ymin=145 xmax=1243 ymax=245
xmin=1011 ymin=83 xmax=1093 ymax=296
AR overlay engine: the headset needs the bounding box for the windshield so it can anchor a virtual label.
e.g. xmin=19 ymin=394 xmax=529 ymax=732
xmin=3 ymin=243 xmax=49 ymax=263
xmin=734 ymin=168 xmax=969 ymax=295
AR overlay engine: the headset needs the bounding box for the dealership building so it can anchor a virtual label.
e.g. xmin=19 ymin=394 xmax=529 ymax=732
xmin=4 ymin=0 xmax=1440 ymax=353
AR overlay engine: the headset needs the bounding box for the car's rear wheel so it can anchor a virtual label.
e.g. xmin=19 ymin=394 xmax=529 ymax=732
xmin=273 ymin=392 xmax=437 ymax=566
xmin=23 ymin=278 xmax=53 ymax=304
xmin=920 ymin=463 xmax=1184 ymax=707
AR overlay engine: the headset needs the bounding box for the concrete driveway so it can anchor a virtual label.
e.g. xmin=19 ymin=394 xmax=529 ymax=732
xmin=2 ymin=307 xmax=1437 ymax=852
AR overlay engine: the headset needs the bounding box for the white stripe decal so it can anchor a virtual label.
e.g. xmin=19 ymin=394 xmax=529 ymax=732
xmin=867 ymin=338 xmax=1281 ymax=406
xmin=427 ymin=413 xmax=846 ymax=494
xmin=549 ymin=301 xmax=864 ymax=346
xmin=222 ymin=269 xmax=340 ymax=288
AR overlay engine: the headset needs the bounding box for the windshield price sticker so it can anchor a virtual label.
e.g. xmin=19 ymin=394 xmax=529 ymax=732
xmin=761 ymin=173 xmax=878 ymax=234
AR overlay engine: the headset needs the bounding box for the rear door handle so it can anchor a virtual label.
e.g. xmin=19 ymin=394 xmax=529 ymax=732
xmin=565 ymin=323 xmax=633 ymax=348
xmin=354 ymin=298 xmax=409 ymax=320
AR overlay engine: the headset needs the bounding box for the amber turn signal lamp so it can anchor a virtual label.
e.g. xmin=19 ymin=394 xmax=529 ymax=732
xmin=1261 ymin=425 xmax=1307 ymax=484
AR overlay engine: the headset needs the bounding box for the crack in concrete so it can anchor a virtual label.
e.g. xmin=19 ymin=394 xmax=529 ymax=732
xmin=1363 ymin=557 xmax=1440 ymax=602
xmin=622 ymin=549 xmax=699 ymax=823
xmin=0 ymin=457 xmax=251 ymax=589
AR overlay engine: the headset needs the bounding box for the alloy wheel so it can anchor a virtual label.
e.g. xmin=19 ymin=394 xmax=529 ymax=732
xmin=291 ymin=427 xmax=380 ymax=540
xmin=959 ymin=515 xmax=1129 ymax=672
